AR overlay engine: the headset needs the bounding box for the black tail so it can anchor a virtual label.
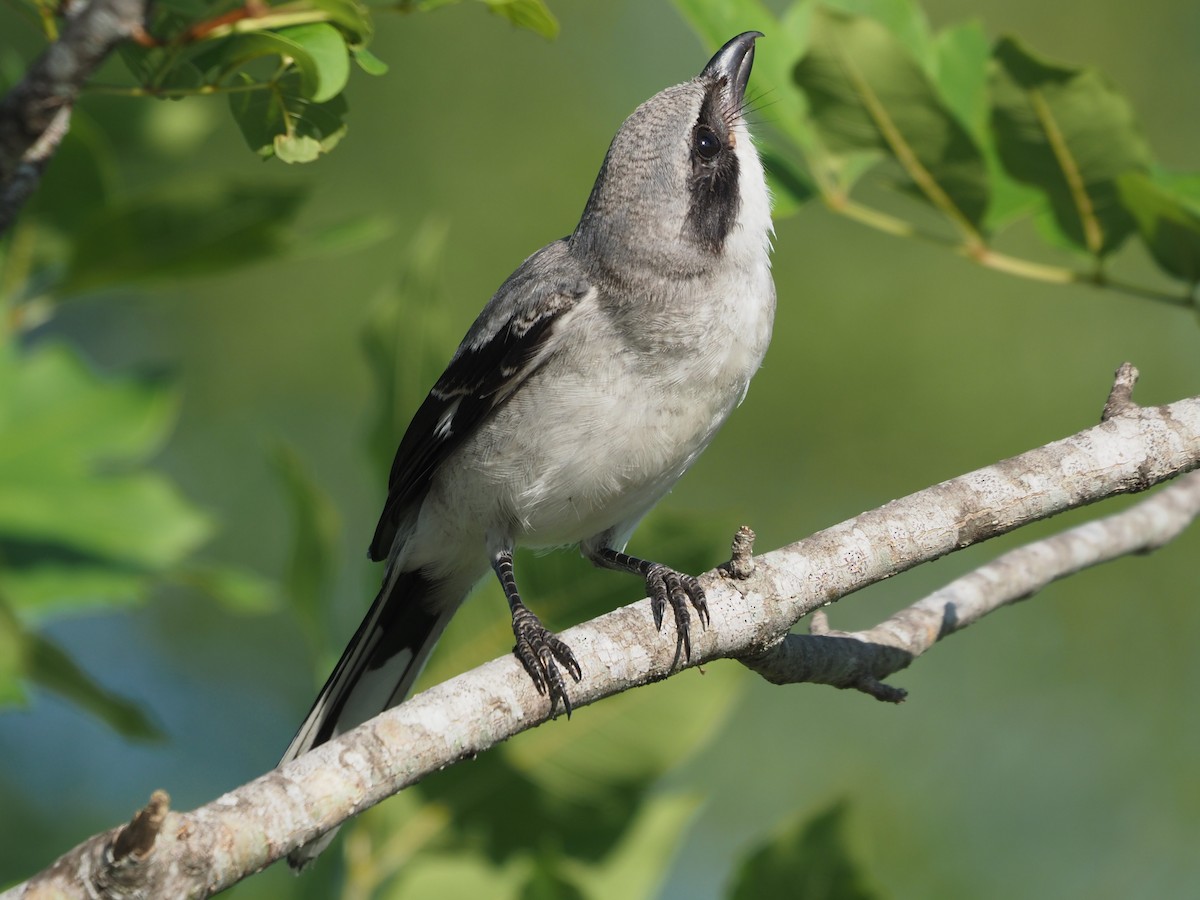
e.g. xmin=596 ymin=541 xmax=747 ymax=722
xmin=281 ymin=567 xmax=463 ymax=869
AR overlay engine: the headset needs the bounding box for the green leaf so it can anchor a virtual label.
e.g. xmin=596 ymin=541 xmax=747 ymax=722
xmin=0 ymin=598 xmax=161 ymax=738
xmin=762 ymin=145 xmax=816 ymax=218
xmin=1117 ymin=171 xmax=1200 ymax=285
xmin=0 ymin=343 xmax=212 ymax=569
xmin=672 ymin=0 xmax=779 ymax=45
xmin=174 ymin=564 xmax=280 ymax=615
xmin=1 ymin=564 xmax=149 ymax=622
xmin=928 ymin=21 xmax=1044 ymax=232
xmin=989 ymin=35 xmax=1152 ymax=257
xmin=377 ymin=848 xmax=528 ymax=900
xmin=502 ymin=662 xmax=744 ymax=807
xmin=63 ymin=181 xmax=308 ymax=291
xmin=26 ymin=113 xmax=116 ymax=235
xmin=302 ymin=213 xmax=396 ymax=256
xmin=567 ymin=793 xmax=702 ymax=900
xmin=932 ymin=19 xmax=989 ymax=139
xmin=26 ymin=631 xmax=163 ymax=740
xmin=0 ymin=473 xmax=212 ymax=570
xmin=0 ymin=599 xmax=26 ymax=707
xmin=352 ymin=46 xmax=389 ymax=76
xmin=520 ymin=856 xmax=586 ymax=900
xmin=793 ymin=6 xmax=989 ymax=231
xmin=273 ymin=445 xmax=340 ymax=652
xmin=821 ymin=0 xmax=935 ymax=71
xmin=310 ymin=0 xmax=374 ymax=44
xmin=483 ymin=0 xmax=559 ymax=39
xmin=189 ymin=23 xmax=350 ymax=103
xmin=0 ymin=343 xmax=176 ymax=470
xmin=729 ymin=802 xmax=880 ymax=900
xmin=229 ymin=73 xmax=349 ymax=163
xmin=1151 ymin=170 xmax=1200 ymax=208
xmin=118 ymin=42 xmax=207 ymax=93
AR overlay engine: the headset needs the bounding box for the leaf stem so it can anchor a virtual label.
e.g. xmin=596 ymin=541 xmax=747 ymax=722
xmin=831 ymin=31 xmax=985 ymax=251
xmin=824 ymin=193 xmax=1194 ymax=310
xmin=83 ymin=80 xmax=275 ymax=97
xmin=1028 ymin=86 xmax=1105 ymax=257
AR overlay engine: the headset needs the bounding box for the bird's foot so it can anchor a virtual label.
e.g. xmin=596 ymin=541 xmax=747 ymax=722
xmin=644 ymin=563 xmax=708 ymax=666
xmin=511 ymin=604 xmax=582 ymax=717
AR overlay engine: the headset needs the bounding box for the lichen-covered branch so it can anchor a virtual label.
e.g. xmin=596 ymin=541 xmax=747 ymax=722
xmin=740 ymin=363 xmax=1200 ymax=696
xmin=740 ymin=467 xmax=1200 ymax=696
xmin=6 ymin=375 xmax=1200 ymax=899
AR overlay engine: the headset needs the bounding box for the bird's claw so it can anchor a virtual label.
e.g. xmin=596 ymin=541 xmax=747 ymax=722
xmin=645 ymin=563 xmax=708 ymax=666
xmin=513 ymin=611 xmax=581 ymax=717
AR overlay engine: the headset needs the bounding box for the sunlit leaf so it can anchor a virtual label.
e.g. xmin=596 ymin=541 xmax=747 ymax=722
xmin=729 ymin=802 xmax=880 ymax=900
xmin=0 ymin=343 xmax=176 ymax=469
xmin=821 ymin=0 xmax=935 ymax=71
xmin=793 ymin=7 xmax=989 ymax=230
xmin=352 ymin=46 xmax=389 ymax=76
xmin=483 ymin=0 xmax=559 ymax=39
xmin=520 ymin=856 xmax=586 ymax=900
xmin=503 ymin=663 xmax=744 ymax=807
xmin=672 ymin=0 xmax=778 ymax=44
xmin=566 ymin=793 xmax=702 ymax=900
xmin=310 ymin=0 xmax=374 ymax=44
xmin=0 ymin=473 xmax=211 ymax=570
xmin=378 ymin=848 xmax=527 ymax=900
xmin=0 ymin=343 xmax=212 ymax=569
xmin=189 ymin=23 xmax=350 ymax=103
xmin=989 ymin=35 xmax=1151 ymax=257
xmin=932 ymin=19 xmax=988 ymax=139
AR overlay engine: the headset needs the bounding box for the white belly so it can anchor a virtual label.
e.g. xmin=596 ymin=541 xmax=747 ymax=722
xmin=407 ymin=266 xmax=774 ymax=562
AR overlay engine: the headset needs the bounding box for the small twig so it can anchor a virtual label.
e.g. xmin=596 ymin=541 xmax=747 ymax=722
xmin=723 ymin=525 xmax=757 ymax=579
xmin=111 ymin=790 xmax=170 ymax=862
xmin=1102 ymin=361 xmax=1140 ymax=421
xmin=0 ymin=105 xmax=70 ymax=235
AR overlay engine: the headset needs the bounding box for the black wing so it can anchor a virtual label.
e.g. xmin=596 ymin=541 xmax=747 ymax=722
xmin=368 ymin=240 xmax=591 ymax=560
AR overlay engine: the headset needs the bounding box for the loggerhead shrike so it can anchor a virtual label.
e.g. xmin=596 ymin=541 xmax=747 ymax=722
xmin=282 ymin=31 xmax=775 ymax=868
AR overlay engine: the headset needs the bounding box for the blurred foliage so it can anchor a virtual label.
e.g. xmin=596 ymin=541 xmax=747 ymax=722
xmin=0 ymin=0 xmax=1197 ymax=898
xmin=727 ymin=802 xmax=879 ymax=900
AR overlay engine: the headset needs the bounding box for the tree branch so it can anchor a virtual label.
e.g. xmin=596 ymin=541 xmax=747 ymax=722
xmin=0 ymin=0 xmax=148 ymax=235
xmin=6 ymin=370 xmax=1200 ymax=898
xmin=740 ymin=467 xmax=1200 ymax=696
xmin=739 ymin=362 xmax=1200 ymax=696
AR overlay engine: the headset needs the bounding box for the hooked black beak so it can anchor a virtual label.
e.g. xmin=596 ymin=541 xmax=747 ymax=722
xmin=699 ymin=31 xmax=762 ymax=103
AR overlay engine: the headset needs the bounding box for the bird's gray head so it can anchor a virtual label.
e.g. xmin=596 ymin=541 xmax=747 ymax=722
xmin=571 ymin=32 xmax=773 ymax=281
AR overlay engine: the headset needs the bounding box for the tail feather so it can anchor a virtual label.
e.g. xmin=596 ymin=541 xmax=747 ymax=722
xmin=281 ymin=566 xmax=466 ymax=869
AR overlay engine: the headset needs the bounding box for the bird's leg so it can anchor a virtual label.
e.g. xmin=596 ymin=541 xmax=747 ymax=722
xmin=492 ymin=549 xmax=582 ymax=717
xmin=586 ymin=547 xmax=708 ymax=667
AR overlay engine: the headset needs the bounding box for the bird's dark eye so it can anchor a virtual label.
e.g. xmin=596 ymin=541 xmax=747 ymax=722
xmin=694 ymin=126 xmax=721 ymax=160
